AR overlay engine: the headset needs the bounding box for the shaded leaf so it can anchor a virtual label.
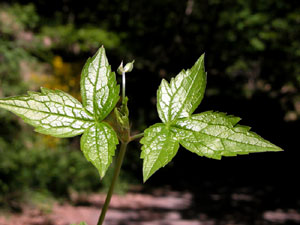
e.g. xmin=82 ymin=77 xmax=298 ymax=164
xmin=140 ymin=123 xmax=179 ymax=182
xmin=0 ymin=87 xmax=93 ymax=137
xmin=80 ymin=122 xmax=119 ymax=178
xmin=80 ymin=46 xmax=120 ymax=121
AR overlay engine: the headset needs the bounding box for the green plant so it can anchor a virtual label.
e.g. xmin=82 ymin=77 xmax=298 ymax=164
xmin=0 ymin=143 xmax=102 ymax=204
xmin=70 ymin=222 xmax=87 ymax=225
xmin=0 ymin=46 xmax=282 ymax=224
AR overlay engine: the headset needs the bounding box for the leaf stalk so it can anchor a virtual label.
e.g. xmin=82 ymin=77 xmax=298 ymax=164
xmin=122 ymin=71 xmax=126 ymax=105
xmin=130 ymin=132 xmax=144 ymax=141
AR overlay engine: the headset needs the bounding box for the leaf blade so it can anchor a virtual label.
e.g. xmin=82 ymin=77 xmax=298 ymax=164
xmin=0 ymin=88 xmax=94 ymax=138
xmin=80 ymin=46 xmax=120 ymax=121
xmin=157 ymin=54 xmax=206 ymax=123
xmin=140 ymin=123 xmax=179 ymax=182
xmin=171 ymin=111 xmax=282 ymax=159
xmin=80 ymin=122 xmax=119 ymax=178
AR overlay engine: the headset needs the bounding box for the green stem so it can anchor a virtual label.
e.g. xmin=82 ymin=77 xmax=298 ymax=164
xmin=122 ymin=71 xmax=126 ymax=105
xmin=130 ymin=132 xmax=144 ymax=141
xmin=97 ymin=142 xmax=128 ymax=225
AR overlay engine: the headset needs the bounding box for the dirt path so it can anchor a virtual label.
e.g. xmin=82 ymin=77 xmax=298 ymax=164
xmin=0 ymin=190 xmax=205 ymax=225
xmin=1 ymin=189 xmax=300 ymax=225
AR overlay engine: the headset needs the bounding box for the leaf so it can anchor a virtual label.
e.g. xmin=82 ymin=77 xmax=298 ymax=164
xmin=70 ymin=222 xmax=88 ymax=225
xmin=80 ymin=46 xmax=120 ymax=121
xmin=171 ymin=111 xmax=283 ymax=159
xmin=0 ymin=87 xmax=94 ymax=137
xmin=143 ymin=54 xmax=282 ymax=181
xmin=157 ymin=54 xmax=206 ymax=123
xmin=80 ymin=122 xmax=119 ymax=178
xmin=140 ymin=123 xmax=179 ymax=182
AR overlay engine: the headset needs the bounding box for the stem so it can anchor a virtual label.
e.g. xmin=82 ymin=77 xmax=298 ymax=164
xmin=122 ymin=71 xmax=126 ymax=105
xmin=130 ymin=132 xmax=144 ymax=141
xmin=97 ymin=142 xmax=128 ymax=225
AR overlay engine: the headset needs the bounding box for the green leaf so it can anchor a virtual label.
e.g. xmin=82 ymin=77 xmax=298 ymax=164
xmin=171 ymin=111 xmax=282 ymax=159
xmin=143 ymin=53 xmax=282 ymax=181
xmin=0 ymin=87 xmax=94 ymax=137
xmin=70 ymin=222 xmax=88 ymax=225
xmin=157 ymin=54 xmax=206 ymax=123
xmin=140 ymin=123 xmax=179 ymax=182
xmin=80 ymin=122 xmax=119 ymax=178
xmin=80 ymin=46 xmax=120 ymax=121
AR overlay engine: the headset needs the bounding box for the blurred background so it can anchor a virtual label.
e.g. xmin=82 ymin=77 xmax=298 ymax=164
xmin=0 ymin=0 xmax=299 ymax=224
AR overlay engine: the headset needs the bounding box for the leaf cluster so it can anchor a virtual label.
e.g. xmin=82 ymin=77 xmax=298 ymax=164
xmin=0 ymin=47 xmax=121 ymax=178
xmin=0 ymin=47 xmax=282 ymax=182
xmin=140 ymin=53 xmax=282 ymax=181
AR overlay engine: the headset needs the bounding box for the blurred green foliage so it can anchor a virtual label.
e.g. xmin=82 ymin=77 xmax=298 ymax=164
xmin=0 ymin=141 xmax=100 ymax=206
xmin=40 ymin=25 xmax=121 ymax=52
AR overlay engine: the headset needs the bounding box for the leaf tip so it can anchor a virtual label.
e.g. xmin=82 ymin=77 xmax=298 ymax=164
xmin=263 ymin=140 xmax=283 ymax=152
xmin=99 ymin=172 xmax=105 ymax=180
xmin=273 ymin=145 xmax=284 ymax=152
xmin=143 ymin=173 xmax=150 ymax=183
xmin=142 ymin=162 xmax=154 ymax=183
xmin=40 ymin=87 xmax=50 ymax=94
xmin=196 ymin=53 xmax=205 ymax=65
xmin=97 ymin=45 xmax=106 ymax=55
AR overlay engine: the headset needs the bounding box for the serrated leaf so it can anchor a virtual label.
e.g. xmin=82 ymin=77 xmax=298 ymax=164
xmin=144 ymin=53 xmax=282 ymax=181
xmin=171 ymin=111 xmax=282 ymax=159
xmin=80 ymin=122 xmax=119 ymax=178
xmin=157 ymin=54 xmax=206 ymax=123
xmin=80 ymin=46 xmax=120 ymax=121
xmin=0 ymin=87 xmax=94 ymax=137
xmin=140 ymin=123 xmax=179 ymax=182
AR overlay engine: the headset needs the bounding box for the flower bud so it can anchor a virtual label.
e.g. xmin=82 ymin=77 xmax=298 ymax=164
xmin=124 ymin=60 xmax=135 ymax=73
xmin=117 ymin=61 xmax=124 ymax=75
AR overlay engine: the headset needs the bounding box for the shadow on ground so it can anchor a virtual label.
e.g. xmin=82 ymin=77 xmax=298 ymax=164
xmin=1 ymin=183 xmax=300 ymax=225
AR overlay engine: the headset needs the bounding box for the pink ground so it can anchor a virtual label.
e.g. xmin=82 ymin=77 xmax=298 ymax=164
xmin=0 ymin=190 xmax=205 ymax=225
xmin=0 ymin=189 xmax=299 ymax=225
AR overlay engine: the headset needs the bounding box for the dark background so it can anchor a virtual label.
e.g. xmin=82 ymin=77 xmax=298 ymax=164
xmin=0 ymin=0 xmax=299 ymax=224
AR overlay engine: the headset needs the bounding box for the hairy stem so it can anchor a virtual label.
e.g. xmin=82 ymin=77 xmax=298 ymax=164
xmin=97 ymin=142 xmax=128 ymax=225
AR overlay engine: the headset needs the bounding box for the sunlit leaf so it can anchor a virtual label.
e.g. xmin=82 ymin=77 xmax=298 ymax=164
xmin=171 ymin=111 xmax=282 ymax=159
xmin=142 ymin=54 xmax=282 ymax=181
xmin=0 ymin=87 xmax=93 ymax=137
xmin=157 ymin=54 xmax=206 ymax=123
xmin=80 ymin=46 xmax=120 ymax=121
xmin=80 ymin=122 xmax=119 ymax=178
xmin=140 ymin=123 xmax=179 ymax=182
xmin=0 ymin=46 xmax=123 ymax=179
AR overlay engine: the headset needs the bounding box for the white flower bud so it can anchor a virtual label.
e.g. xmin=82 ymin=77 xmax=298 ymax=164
xmin=117 ymin=61 xmax=124 ymax=75
xmin=124 ymin=60 xmax=135 ymax=73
